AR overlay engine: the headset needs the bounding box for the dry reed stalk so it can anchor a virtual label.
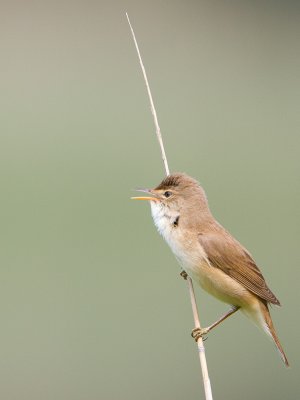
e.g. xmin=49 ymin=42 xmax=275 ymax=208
xmin=126 ymin=13 xmax=213 ymax=400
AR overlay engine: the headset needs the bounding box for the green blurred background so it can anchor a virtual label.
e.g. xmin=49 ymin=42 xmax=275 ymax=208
xmin=1 ymin=1 xmax=299 ymax=399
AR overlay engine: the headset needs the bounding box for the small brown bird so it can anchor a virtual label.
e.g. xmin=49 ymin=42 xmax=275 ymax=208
xmin=132 ymin=173 xmax=289 ymax=366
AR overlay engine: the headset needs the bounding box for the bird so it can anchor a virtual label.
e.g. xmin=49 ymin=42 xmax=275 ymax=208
xmin=132 ymin=172 xmax=289 ymax=366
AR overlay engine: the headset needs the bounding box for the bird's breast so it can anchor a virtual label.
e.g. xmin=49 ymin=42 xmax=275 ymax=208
xmin=150 ymin=202 xmax=206 ymax=272
xmin=150 ymin=202 xmax=254 ymax=307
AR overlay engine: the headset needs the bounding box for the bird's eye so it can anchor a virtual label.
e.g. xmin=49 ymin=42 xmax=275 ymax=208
xmin=164 ymin=191 xmax=172 ymax=198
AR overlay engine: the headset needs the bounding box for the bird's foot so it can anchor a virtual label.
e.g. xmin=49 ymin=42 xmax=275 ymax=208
xmin=180 ymin=270 xmax=188 ymax=280
xmin=191 ymin=327 xmax=209 ymax=342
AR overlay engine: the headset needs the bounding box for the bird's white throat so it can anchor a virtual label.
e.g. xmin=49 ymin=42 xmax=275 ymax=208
xmin=150 ymin=201 xmax=188 ymax=264
xmin=150 ymin=202 xmax=177 ymax=238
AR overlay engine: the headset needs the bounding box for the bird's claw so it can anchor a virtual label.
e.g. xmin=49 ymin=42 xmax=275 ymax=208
xmin=191 ymin=327 xmax=209 ymax=342
xmin=180 ymin=270 xmax=188 ymax=280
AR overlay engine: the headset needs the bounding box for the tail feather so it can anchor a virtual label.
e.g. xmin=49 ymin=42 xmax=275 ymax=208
xmin=260 ymin=302 xmax=289 ymax=367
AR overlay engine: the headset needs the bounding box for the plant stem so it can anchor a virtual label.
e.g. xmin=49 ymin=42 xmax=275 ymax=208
xmin=126 ymin=13 xmax=213 ymax=400
xmin=126 ymin=12 xmax=169 ymax=176
xmin=187 ymin=276 xmax=213 ymax=400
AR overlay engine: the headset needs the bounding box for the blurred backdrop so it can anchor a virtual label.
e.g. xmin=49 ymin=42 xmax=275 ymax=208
xmin=0 ymin=1 xmax=299 ymax=399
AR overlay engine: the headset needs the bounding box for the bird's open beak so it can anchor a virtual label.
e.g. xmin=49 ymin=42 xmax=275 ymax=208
xmin=131 ymin=188 xmax=159 ymax=202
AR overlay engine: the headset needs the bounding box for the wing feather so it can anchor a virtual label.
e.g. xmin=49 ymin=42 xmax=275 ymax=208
xmin=198 ymin=232 xmax=280 ymax=305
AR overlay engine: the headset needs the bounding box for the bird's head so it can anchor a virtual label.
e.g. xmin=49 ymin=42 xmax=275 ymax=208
xmin=132 ymin=173 xmax=210 ymax=216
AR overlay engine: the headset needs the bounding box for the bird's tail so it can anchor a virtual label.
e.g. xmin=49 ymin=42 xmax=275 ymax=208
xmin=260 ymin=302 xmax=289 ymax=367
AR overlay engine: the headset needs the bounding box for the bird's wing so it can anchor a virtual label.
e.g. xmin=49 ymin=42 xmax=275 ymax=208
xmin=198 ymin=232 xmax=280 ymax=305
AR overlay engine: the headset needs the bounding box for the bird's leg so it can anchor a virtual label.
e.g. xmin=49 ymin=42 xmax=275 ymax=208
xmin=191 ymin=306 xmax=240 ymax=341
xmin=205 ymin=305 xmax=240 ymax=332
